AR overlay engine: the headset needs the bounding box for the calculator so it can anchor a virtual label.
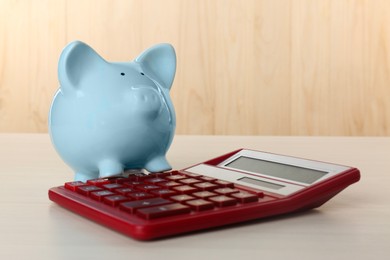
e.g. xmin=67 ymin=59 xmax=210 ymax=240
xmin=48 ymin=148 xmax=360 ymax=240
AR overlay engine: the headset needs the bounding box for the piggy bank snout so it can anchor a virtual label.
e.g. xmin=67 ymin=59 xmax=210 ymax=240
xmin=125 ymin=85 xmax=163 ymax=116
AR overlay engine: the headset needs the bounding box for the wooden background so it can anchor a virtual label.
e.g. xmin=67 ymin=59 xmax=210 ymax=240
xmin=0 ymin=0 xmax=389 ymax=135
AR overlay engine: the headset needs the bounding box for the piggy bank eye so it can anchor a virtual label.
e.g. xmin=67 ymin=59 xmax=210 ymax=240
xmin=140 ymin=72 xmax=144 ymax=75
xmin=120 ymin=72 xmax=125 ymax=76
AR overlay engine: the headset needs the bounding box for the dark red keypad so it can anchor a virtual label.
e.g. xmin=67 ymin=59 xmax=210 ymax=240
xmin=61 ymin=171 xmax=266 ymax=220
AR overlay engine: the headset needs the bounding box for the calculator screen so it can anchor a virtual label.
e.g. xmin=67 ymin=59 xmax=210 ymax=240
xmin=225 ymin=156 xmax=328 ymax=184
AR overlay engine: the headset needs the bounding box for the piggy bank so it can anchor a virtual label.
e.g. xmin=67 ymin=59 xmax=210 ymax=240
xmin=49 ymin=41 xmax=176 ymax=181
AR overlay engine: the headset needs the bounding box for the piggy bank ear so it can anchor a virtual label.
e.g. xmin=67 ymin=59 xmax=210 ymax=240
xmin=58 ymin=41 xmax=106 ymax=92
xmin=135 ymin=43 xmax=176 ymax=90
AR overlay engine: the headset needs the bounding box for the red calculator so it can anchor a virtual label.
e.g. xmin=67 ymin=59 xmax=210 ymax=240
xmin=48 ymin=148 xmax=360 ymax=240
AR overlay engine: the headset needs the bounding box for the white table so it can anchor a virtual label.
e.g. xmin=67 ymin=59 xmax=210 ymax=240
xmin=0 ymin=134 xmax=389 ymax=259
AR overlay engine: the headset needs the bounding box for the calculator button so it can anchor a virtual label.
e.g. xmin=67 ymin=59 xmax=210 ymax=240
xmin=183 ymin=172 xmax=202 ymax=178
xmin=114 ymin=177 xmax=134 ymax=184
xmin=214 ymin=188 xmax=240 ymax=195
xmin=151 ymin=189 xmax=177 ymax=198
xmin=102 ymin=183 xmax=123 ymax=191
xmin=90 ymin=190 xmax=116 ymax=201
xmin=103 ymin=195 xmax=129 ymax=206
xmin=145 ymin=178 xmax=166 ymax=184
xmin=208 ymin=195 xmax=237 ymax=207
xmin=136 ymin=184 xmax=161 ymax=192
xmin=76 ymin=185 xmax=102 ymax=195
xmin=127 ymin=192 xmax=154 ymax=200
xmin=170 ymin=194 xmax=195 ymax=202
xmin=120 ymin=198 xmax=171 ymax=213
xmin=172 ymin=185 xmax=198 ymax=194
xmin=64 ymin=181 xmax=86 ymax=191
xmin=114 ymin=187 xmax=135 ymax=195
xmin=200 ymin=176 xmax=216 ymax=182
xmin=158 ymin=181 xmax=181 ymax=188
xmin=166 ymin=175 xmax=186 ymax=181
xmin=192 ymin=191 xmax=217 ymax=199
xmin=179 ymin=178 xmax=202 ymax=185
xmin=186 ymin=199 xmax=214 ymax=211
xmin=213 ymin=180 xmax=234 ymax=188
xmin=123 ymin=181 xmax=143 ymax=187
xmin=193 ymin=182 xmax=218 ymax=191
xmin=153 ymin=172 xmax=171 ymax=178
xmin=230 ymin=192 xmax=259 ymax=203
xmin=137 ymin=203 xmax=191 ymax=219
xmin=87 ymin=178 xmax=111 ymax=186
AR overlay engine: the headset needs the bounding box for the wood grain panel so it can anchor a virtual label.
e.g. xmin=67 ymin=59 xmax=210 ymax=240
xmin=0 ymin=0 xmax=389 ymax=135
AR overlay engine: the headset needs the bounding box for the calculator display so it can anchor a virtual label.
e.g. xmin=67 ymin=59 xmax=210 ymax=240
xmin=225 ymin=156 xmax=328 ymax=184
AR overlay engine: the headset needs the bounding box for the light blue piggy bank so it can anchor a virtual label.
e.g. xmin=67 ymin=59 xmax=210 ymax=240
xmin=49 ymin=41 xmax=176 ymax=182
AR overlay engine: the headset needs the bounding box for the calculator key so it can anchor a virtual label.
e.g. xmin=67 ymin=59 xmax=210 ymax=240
xmin=158 ymin=181 xmax=181 ymax=188
xmin=136 ymin=184 xmax=161 ymax=192
xmin=114 ymin=177 xmax=134 ymax=184
xmin=186 ymin=199 xmax=214 ymax=211
xmin=76 ymin=185 xmax=102 ymax=195
xmin=208 ymin=195 xmax=237 ymax=207
xmin=231 ymin=192 xmax=259 ymax=203
xmin=169 ymin=170 xmax=180 ymax=175
xmin=213 ymin=180 xmax=234 ymax=188
xmin=200 ymin=176 xmax=216 ymax=182
xmin=145 ymin=178 xmax=166 ymax=184
xmin=87 ymin=178 xmax=111 ymax=186
xmin=179 ymin=178 xmax=202 ymax=185
xmin=123 ymin=181 xmax=143 ymax=187
xmin=102 ymin=183 xmax=123 ymax=191
xmin=127 ymin=173 xmax=148 ymax=181
xmin=172 ymin=185 xmax=198 ymax=194
xmin=153 ymin=172 xmax=171 ymax=178
xmin=236 ymin=186 xmax=265 ymax=198
xmin=103 ymin=195 xmax=130 ymax=206
xmin=192 ymin=191 xmax=217 ymax=199
xmin=166 ymin=175 xmax=187 ymax=181
xmin=137 ymin=203 xmax=191 ymax=219
xmin=151 ymin=189 xmax=177 ymax=198
xmin=114 ymin=187 xmax=135 ymax=195
xmin=183 ymin=172 xmax=202 ymax=178
xmin=214 ymin=188 xmax=240 ymax=195
xmin=120 ymin=198 xmax=171 ymax=213
xmin=64 ymin=181 xmax=86 ymax=191
xmin=90 ymin=190 xmax=116 ymax=201
xmin=127 ymin=192 xmax=154 ymax=200
xmin=193 ymin=182 xmax=218 ymax=191
xmin=170 ymin=194 xmax=195 ymax=202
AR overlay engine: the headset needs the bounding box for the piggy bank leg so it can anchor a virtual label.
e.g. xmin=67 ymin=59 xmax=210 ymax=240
xmin=98 ymin=159 xmax=124 ymax=178
xmin=145 ymin=156 xmax=172 ymax=173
